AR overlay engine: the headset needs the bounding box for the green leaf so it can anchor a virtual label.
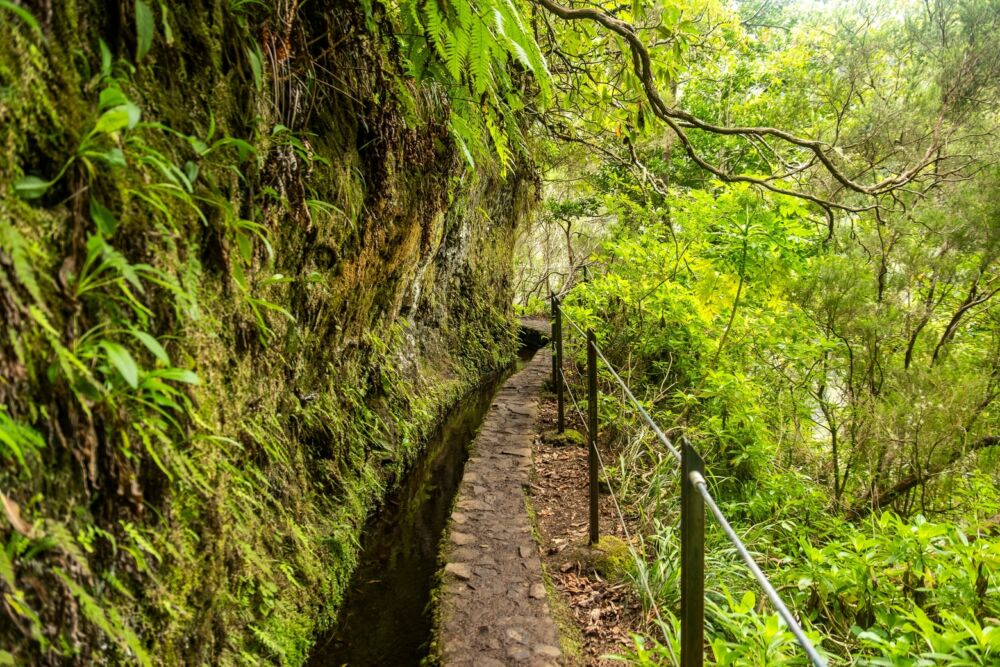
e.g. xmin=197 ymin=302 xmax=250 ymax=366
xmin=187 ymin=136 xmax=209 ymax=155
xmin=124 ymin=102 xmax=142 ymax=129
xmin=89 ymin=199 xmax=119 ymax=237
xmin=231 ymin=261 xmax=248 ymax=290
xmin=99 ymin=87 xmax=128 ymax=110
xmin=98 ymin=148 xmax=127 ymax=168
xmin=236 ymin=231 xmax=252 ymax=262
xmin=0 ymin=407 xmax=44 ymax=471
xmin=158 ymin=1 xmax=174 ymax=45
xmin=183 ymin=160 xmax=199 ymax=184
xmin=98 ymin=39 xmax=112 ymax=78
xmin=134 ymin=0 xmax=155 ymax=61
xmin=246 ymin=43 xmax=263 ymax=92
xmin=228 ymin=138 xmax=255 ymax=162
xmin=13 ymin=176 xmax=51 ymax=199
xmin=0 ymin=1 xmax=41 ymax=36
xmin=262 ymin=273 xmax=293 ymax=286
xmin=100 ymin=341 xmax=140 ymax=389
xmin=153 ymin=368 xmax=200 ymax=385
xmin=0 ymin=222 xmax=44 ymax=304
xmin=128 ymin=330 xmax=170 ymax=365
xmin=93 ymin=107 xmax=131 ymax=135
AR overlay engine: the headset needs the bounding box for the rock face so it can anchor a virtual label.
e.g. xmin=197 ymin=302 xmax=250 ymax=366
xmin=437 ymin=350 xmax=564 ymax=666
xmin=0 ymin=2 xmax=535 ymax=664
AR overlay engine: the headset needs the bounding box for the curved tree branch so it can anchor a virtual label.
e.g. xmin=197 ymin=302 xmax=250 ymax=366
xmin=532 ymin=0 xmax=948 ymax=211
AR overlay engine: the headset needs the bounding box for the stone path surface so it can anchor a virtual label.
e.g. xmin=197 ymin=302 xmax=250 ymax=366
xmin=437 ymin=325 xmax=562 ymax=666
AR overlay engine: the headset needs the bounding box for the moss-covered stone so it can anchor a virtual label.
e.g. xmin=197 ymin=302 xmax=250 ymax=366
xmin=544 ymin=428 xmax=587 ymax=447
xmin=590 ymin=535 xmax=637 ymax=583
xmin=0 ymin=1 xmax=535 ymax=664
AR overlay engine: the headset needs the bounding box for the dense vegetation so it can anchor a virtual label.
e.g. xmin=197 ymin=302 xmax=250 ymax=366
xmin=2 ymin=0 xmax=999 ymax=664
xmin=0 ymin=0 xmax=528 ymax=663
xmin=516 ymin=0 xmax=1000 ymax=663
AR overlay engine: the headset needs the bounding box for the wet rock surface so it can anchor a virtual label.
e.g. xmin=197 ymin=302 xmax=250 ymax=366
xmin=439 ymin=329 xmax=562 ymax=666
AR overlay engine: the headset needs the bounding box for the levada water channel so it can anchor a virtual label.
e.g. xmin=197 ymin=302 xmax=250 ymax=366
xmin=308 ymin=327 xmax=546 ymax=665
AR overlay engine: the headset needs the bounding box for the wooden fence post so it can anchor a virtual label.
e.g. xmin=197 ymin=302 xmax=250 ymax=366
xmin=587 ymin=328 xmax=599 ymax=544
xmin=550 ymin=295 xmax=558 ymax=390
xmin=681 ymin=440 xmax=705 ymax=667
xmin=554 ymin=298 xmax=564 ymax=433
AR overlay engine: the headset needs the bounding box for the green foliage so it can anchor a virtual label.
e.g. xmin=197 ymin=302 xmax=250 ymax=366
xmin=134 ymin=1 xmax=155 ymax=62
xmin=557 ymin=179 xmax=1000 ymax=660
xmin=397 ymin=0 xmax=550 ymax=171
xmin=537 ymin=1 xmax=1000 ymax=653
xmin=1 ymin=0 xmax=528 ymax=662
xmin=13 ymin=79 xmax=141 ymax=200
xmin=54 ymin=569 xmax=151 ymax=666
xmin=0 ymin=408 xmax=44 ymax=472
xmin=0 ymin=1 xmax=40 ymax=36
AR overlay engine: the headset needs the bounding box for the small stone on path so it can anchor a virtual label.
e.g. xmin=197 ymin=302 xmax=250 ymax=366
xmin=505 ymin=628 xmax=525 ymax=643
xmin=501 ymin=447 xmax=532 ymax=457
xmin=508 ymin=647 xmax=532 ymax=661
xmin=451 ymin=532 xmax=476 ymax=546
xmin=534 ymin=644 xmax=561 ymax=658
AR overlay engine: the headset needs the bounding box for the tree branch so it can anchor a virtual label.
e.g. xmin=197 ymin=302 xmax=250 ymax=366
xmin=532 ymin=0 xmax=949 ymax=212
xmin=848 ymin=435 xmax=1000 ymax=518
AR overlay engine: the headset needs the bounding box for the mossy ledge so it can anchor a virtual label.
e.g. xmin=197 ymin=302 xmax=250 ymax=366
xmin=0 ymin=2 xmax=536 ymax=664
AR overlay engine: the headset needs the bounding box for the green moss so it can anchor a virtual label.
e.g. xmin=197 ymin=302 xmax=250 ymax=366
xmin=544 ymin=428 xmax=586 ymax=447
xmin=0 ymin=1 xmax=535 ymax=664
xmin=591 ymin=535 xmax=636 ymax=583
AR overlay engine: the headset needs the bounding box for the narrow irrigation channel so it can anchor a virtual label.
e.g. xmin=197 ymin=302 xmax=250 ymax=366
xmin=309 ymin=327 xmax=546 ymax=666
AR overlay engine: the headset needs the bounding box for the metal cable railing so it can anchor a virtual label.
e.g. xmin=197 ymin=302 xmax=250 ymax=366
xmin=691 ymin=470 xmax=827 ymax=667
xmin=592 ymin=344 xmax=683 ymax=464
xmin=558 ymin=366 xmax=589 ymax=436
xmin=550 ymin=297 xmax=827 ymax=667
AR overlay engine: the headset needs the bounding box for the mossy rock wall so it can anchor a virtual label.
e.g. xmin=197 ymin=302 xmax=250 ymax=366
xmin=0 ymin=2 xmax=536 ymax=664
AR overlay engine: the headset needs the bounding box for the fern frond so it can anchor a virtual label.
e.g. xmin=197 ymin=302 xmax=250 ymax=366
xmin=468 ymin=18 xmax=493 ymax=96
xmin=492 ymin=5 xmax=531 ymax=71
xmin=494 ymin=0 xmax=552 ymax=101
xmin=0 ymin=221 xmax=45 ymax=305
xmin=455 ymin=0 xmax=473 ymax=32
xmin=441 ymin=27 xmax=469 ymax=82
xmin=451 ymin=26 xmax=470 ymax=79
xmin=483 ymin=106 xmax=511 ymax=174
xmin=449 ymin=112 xmax=478 ymax=167
xmin=503 ymin=101 xmax=528 ymax=155
xmin=404 ymin=0 xmax=424 ymax=33
xmin=401 ymin=0 xmax=548 ymax=169
xmin=407 ymin=36 xmax=433 ymax=80
xmin=422 ymin=0 xmax=450 ymax=60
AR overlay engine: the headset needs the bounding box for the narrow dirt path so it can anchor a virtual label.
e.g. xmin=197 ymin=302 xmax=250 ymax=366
xmin=437 ymin=324 xmax=563 ymax=666
xmin=531 ymin=390 xmax=645 ymax=664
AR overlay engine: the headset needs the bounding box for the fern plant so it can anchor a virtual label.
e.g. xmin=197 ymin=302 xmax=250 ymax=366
xmin=398 ymin=0 xmax=551 ymax=171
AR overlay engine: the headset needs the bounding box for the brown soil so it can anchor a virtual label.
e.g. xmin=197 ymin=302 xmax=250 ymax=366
xmin=529 ymin=375 xmax=646 ymax=666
